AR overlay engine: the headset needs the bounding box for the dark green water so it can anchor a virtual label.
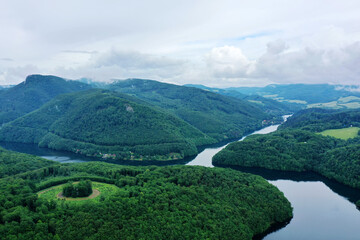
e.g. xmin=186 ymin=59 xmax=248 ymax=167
xmin=217 ymin=166 xmax=360 ymax=240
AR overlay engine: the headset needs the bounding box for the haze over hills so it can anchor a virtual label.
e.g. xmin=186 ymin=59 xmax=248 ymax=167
xmin=2 ymin=1 xmax=360 ymax=239
xmin=185 ymin=84 xmax=302 ymax=114
xmin=0 ymin=89 xmax=217 ymax=161
xmin=0 ymin=75 xmax=92 ymax=125
xmin=227 ymin=84 xmax=360 ymax=109
xmin=108 ymin=79 xmax=274 ymax=141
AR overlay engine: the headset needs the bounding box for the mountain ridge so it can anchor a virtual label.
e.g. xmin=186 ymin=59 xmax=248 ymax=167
xmin=0 ymin=74 xmax=92 ymax=124
xmin=0 ymin=89 xmax=216 ymax=161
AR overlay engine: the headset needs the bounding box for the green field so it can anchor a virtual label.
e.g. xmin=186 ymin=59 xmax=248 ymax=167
xmin=38 ymin=181 xmax=119 ymax=203
xmin=319 ymin=127 xmax=360 ymax=140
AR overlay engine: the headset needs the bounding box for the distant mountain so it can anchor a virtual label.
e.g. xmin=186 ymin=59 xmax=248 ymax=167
xmin=0 ymin=75 xmax=92 ymax=124
xmin=0 ymin=89 xmax=215 ymax=161
xmin=185 ymin=84 xmax=301 ymax=114
xmin=77 ymin=77 xmax=109 ymax=88
xmin=0 ymin=85 xmax=15 ymax=90
xmin=108 ymin=79 xmax=271 ymax=141
xmin=227 ymin=84 xmax=360 ymax=107
xmin=280 ymin=108 xmax=360 ymax=131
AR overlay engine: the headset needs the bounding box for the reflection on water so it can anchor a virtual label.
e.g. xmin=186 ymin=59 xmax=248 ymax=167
xmin=186 ymin=124 xmax=281 ymax=167
xmin=214 ymin=166 xmax=360 ymax=240
xmin=1 ymin=114 xmax=359 ymax=240
xmin=265 ymin=181 xmax=360 ymax=240
xmin=0 ymin=141 xmax=191 ymax=166
xmin=217 ymin=165 xmax=360 ymax=205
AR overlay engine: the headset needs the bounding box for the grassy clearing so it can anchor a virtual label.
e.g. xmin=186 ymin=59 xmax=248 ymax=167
xmin=38 ymin=181 xmax=119 ymax=203
xmin=307 ymin=96 xmax=360 ymax=109
xmin=319 ymin=127 xmax=360 ymax=140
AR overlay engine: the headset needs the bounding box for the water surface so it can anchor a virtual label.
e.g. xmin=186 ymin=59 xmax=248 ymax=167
xmin=1 ymin=114 xmax=360 ymax=239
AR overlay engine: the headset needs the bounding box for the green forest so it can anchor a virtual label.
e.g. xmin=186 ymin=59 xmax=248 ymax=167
xmin=108 ymin=78 xmax=276 ymax=141
xmin=0 ymin=89 xmax=217 ymax=161
xmin=0 ymin=147 xmax=55 ymax=178
xmin=62 ymin=180 xmax=93 ymax=198
xmin=213 ymin=109 xmax=360 ymax=188
xmin=0 ymin=75 xmax=91 ymax=125
xmin=0 ymin=148 xmax=292 ymax=240
xmin=0 ymin=76 xmax=285 ymax=162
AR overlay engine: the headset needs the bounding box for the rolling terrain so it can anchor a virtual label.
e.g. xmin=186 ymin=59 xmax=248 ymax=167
xmin=0 ymin=89 xmax=216 ymax=161
xmin=222 ymin=84 xmax=360 ymax=110
xmin=0 ymin=75 xmax=92 ymax=124
xmin=0 ymin=150 xmax=293 ymax=240
xmin=185 ymin=84 xmax=301 ymax=115
xmin=108 ymin=79 xmax=273 ymax=141
xmin=213 ymin=108 xmax=360 ymax=188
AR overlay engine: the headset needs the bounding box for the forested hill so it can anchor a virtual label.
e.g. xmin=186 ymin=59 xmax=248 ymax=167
xmin=227 ymin=84 xmax=360 ymax=104
xmin=280 ymin=108 xmax=360 ymax=131
xmin=185 ymin=84 xmax=301 ymax=114
xmin=0 ymin=75 xmax=92 ymax=124
xmin=0 ymin=147 xmax=56 ymax=178
xmin=0 ymin=158 xmax=292 ymax=240
xmin=108 ymin=79 xmax=272 ymax=141
xmin=0 ymin=89 xmax=215 ymax=161
xmin=213 ymin=109 xmax=360 ymax=189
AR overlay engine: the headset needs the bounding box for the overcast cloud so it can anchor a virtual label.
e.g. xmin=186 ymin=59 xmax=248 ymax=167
xmin=1 ymin=0 xmax=360 ymax=87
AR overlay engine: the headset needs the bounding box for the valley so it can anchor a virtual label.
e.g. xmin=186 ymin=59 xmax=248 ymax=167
xmin=0 ymin=75 xmax=359 ymax=240
xmin=2 ymin=2 xmax=360 ymax=239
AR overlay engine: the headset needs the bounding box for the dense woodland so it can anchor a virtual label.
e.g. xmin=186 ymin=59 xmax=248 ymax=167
xmin=62 ymin=180 xmax=92 ymax=198
xmin=228 ymin=84 xmax=360 ymax=104
xmin=185 ymin=84 xmax=302 ymax=114
xmin=0 ymin=75 xmax=91 ymax=125
xmin=0 ymin=147 xmax=55 ymax=178
xmin=108 ymin=79 xmax=275 ymax=141
xmin=2 ymin=74 xmax=360 ymax=239
xmin=280 ymin=108 xmax=360 ymax=131
xmin=214 ymin=109 xmax=360 ymax=188
xmin=0 ymin=75 xmax=285 ymax=162
xmin=0 ymin=89 xmax=216 ymax=161
xmin=0 ymin=149 xmax=292 ymax=240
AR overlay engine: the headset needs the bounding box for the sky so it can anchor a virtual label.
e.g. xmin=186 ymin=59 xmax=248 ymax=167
xmin=1 ymin=0 xmax=360 ymax=87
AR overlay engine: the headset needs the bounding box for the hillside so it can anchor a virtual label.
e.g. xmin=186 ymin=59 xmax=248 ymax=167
xmin=0 ymin=89 xmax=215 ymax=161
xmin=213 ymin=109 xmax=360 ymax=189
xmin=185 ymin=84 xmax=301 ymax=114
xmin=280 ymin=108 xmax=360 ymax=131
xmin=0 ymin=160 xmax=292 ymax=240
xmin=0 ymin=74 xmax=92 ymax=124
xmin=108 ymin=79 xmax=271 ymax=141
xmin=0 ymin=147 xmax=56 ymax=178
xmin=227 ymin=84 xmax=360 ymax=109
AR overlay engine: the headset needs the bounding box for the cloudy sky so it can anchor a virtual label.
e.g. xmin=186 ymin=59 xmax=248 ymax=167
xmin=1 ymin=0 xmax=360 ymax=87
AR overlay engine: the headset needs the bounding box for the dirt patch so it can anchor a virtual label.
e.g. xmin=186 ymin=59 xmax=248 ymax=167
xmin=57 ymin=189 xmax=100 ymax=201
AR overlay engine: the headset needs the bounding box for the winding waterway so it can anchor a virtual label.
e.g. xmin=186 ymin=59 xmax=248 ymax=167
xmin=1 ymin=115 xmax=360 ymax=239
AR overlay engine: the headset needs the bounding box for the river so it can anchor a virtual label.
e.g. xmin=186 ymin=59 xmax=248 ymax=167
xmin=1 ymin=115 xmax=360 ymax=239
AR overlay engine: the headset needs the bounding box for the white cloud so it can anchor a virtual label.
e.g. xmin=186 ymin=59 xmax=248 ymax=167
xmin=0 ymin=65 xmax=40 ymax=85
xmin=50 ymin=49 xmax=188 ymax=82
xmin=201 ymin=40 xmax=360 ymax=86
xmin=1 ymin=1 xmax=360 ymax=87
xmin=206 ymin=46 xmax=254 ymax=78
